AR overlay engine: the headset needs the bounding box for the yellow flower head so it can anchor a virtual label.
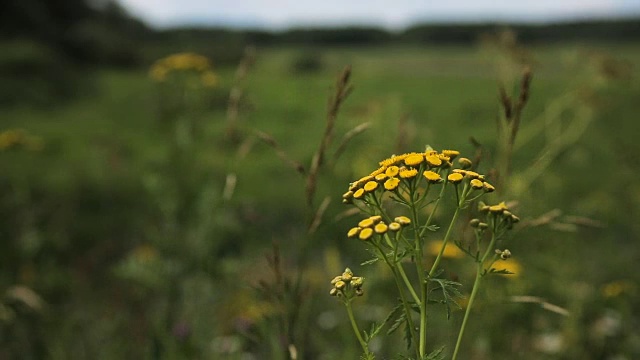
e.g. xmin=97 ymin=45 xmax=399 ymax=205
xmin=353 ymin=188 xmax=366 ymax=199
xmin=388 ymin=222 xmax=401 ymax=231
xmin=425 ymin=154 xmax=442 ymax=167
xmin=404 ymin=153 xmax=424 ymax=166
xmin=384 ymin=177 xmax=400 ymax=191
xmin=441 ymin=149 xmax=460 ymax=160
xmin=369 ymin=215 xmax=382 ymax=222
xmin=489 ymin=202 xmax=508 ymax=214
xmin=385 ymin=166 xmax=400 ymax=177
xmin=369 ymin=166 xmax=386 ymax=177
xmin=358 ymin=218 xmax=375 ymax=228
xmin=458 ymin=157 xmax=472 ymax=169
xmin=347 ymin=227 xmax=361 ymax=238
xmin=342 ymin=191 xmax=353 ymax=199
xmin=399 ymin=168 xmax=418 ymax=179
xmin=464 ymin=170 xmax=482 ymax=180
xmin=379 ymin=154 xmax=408 ymax=167
xmin=374 ymin=173 xmax=388 ymax=182
xmin=447 ymin=173 xmax=464 ymax=184
xmin=423 ymin=170 xmax=443 ymax=183
xmin=374 ymin=222 xmax=388 ymax=234
xmin=364 ymin=181 xmax=379 ymax=192
xmin=395 ymin=216 xmax=411 ymax=226
xmin=335 ymin=280 xmax=346 ymax=289
xmin=483 ymin=182 xmax=495 ymax=193
xmin=359 ymin=228 xmax=374 ymax=241
xmin=470 ymin=179 xmax=484 ymax=189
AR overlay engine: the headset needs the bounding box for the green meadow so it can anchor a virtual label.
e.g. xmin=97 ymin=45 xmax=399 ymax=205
xmin=1 ymin=42 xmax=640 ymax=359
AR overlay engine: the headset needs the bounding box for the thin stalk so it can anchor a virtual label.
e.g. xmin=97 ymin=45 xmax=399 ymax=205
xmin=398 ymin=264 xmax=420 ymax=304
xmin=452 ymin=231 xmax=499 ymax=359
xmin=419 ymin=277 xmax=428 ymax=356
xmin=451 ymin=268 xmax=481 ymax=360
xmin=345 ymin=299 xmax=370 ymax=357
xmin=373 ymin=243 xmax=420 ymax=358
xmin=408 ymin=189 xmax=429 ymax=358
xmin=428 ymin=205 xmax=462 ymax=278
xmin=428 ymin=184 xmax=468 ymax=278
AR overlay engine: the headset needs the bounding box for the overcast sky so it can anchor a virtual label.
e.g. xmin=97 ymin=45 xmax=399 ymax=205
xmin=117 ymin=0 xmax=640 ymax=29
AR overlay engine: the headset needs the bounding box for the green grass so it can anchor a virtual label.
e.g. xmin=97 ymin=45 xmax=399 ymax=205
xmin=1 ymin=43 xmax=640 ymax=359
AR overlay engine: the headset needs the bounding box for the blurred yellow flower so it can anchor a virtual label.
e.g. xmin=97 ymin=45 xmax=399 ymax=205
xmin=427 ymin=240 xmax=464 ymax=259
xmin=602 ymin=280 xmax=634 ymax=298
xmin=149 ymin=52 xmax=218 ymax=88
xmin=492 ymin=258 xmax=522 ymax=277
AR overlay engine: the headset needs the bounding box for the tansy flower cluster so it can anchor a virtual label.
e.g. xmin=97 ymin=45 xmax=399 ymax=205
xmin=347 ymin=215 xmax=411 ymax=241
xmin=476 ymin=201 xmax=520 ymax=230
xmin=149 ymin=52 xmax=218 ymax=87
xmin=329 ymin=268 xmax=364 ymax=298
xmin=342 ymin=149 xmax=495 ymax=206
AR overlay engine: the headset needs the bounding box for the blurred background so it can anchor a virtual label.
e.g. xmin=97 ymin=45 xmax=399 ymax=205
xmin=1 ymin=0 xmax=639 ymax=359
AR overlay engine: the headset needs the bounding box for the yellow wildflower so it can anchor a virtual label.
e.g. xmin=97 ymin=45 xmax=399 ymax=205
xmin=374 ymin=223 xmax=388 ymax=234
xmin=347 ymin=227 xmax=361 ymax=238
xmin=395 ymin=216 xmax=411 ymax=226
xmin=404 ymin=153 xmax=424 ymax=166
xmin=388 ymin=222 xmax=401 ymax=231
xmin=399 ymin=168 xmax=418 ymax=179
xmin=425 ymin=154 xmax=442 ymax=167
xmin=370 ymin=167 xmax=387 ymax=177
xmin=427 ymin=240 xmax=463 ymax=259
xmin=423 ymin=170 xmax=442 ymax=183
xmin=353 ymin=188 xmax=365 ymax=199
xmin=364 ymin=181 xmax=379 ymax=192
xmin=358 ymin=218 xmax=375 ymax=228
xmin=447 ymin=173 xmax=464 ymax=184
xmin=359 ymin=228 xmax=374 ymax=241
xmin=385 ymin=166 xmax=400 ymax=177
xmin=441 ymin=149 xmax=460 ymax=160
xmin=493 ymin=258 xmax=521 ymax=277
xmin=470 ymin=179 xmax=484 ymax=189
xmin=464 ymin=170 xmax=481 ymax=179
xmin=458 ymin=157 xmax=472 ymax=169
xmin=483 ymin=182 xmax=495 ymax=193
xmin=384 ymin=177 xmax=400 ymax=191
xmin=374 ymin=173 xmax=388 ymax=182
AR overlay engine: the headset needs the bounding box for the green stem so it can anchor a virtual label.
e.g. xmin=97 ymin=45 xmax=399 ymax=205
xmin=419 ymin=277 xmax=428 ymax=356
xmin=398 ymin=264 xmax=420 ymax=304
xmin=373 ymin=243 xmax=420 ymax=358
xmin=451 ymin=268 xmax=481 ymax=360
xmin=427 ymin=205 xmax=461 ymax=278
xmin=345 ymin=299 xmax=370 ymax=357
xmin=452 ymin=231 xmax=499 ymax=359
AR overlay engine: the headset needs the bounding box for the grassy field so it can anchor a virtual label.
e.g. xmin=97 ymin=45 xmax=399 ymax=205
xmin=1 ymin=42 xmax=639 ymax=359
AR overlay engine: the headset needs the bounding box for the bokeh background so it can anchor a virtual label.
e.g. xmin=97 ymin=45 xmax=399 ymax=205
xmin=1 ymin=0 xmax=640 ymax=359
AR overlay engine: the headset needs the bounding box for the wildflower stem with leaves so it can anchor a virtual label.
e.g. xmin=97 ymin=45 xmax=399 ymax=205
xmin=335 ymin=148 xmax=519 ymax=359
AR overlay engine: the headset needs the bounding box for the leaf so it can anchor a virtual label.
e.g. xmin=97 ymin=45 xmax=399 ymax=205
xmin=424 ymin=224 xmax=440 ymax=232
xmin=364 ymin=303 xmax=405 ymax=344
xmin=361 ymin=257 xmax=380 ymax=266
xmin=424 ymin=346 xmax=446 ymax=360
xmin=429 ymin=278 xmax=463 ymax=319
xmin=489 ymin=268 xmax=515 ymax=275
xmin=454 ymin=240 xmax=479 ymax=261
xmin=387 ymin=309 xmax=405 ymax=335
xmin=403 ymin=320 xmax=413 ymax=350
xmin=360 ymin=352 xmax=376 ymax=360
